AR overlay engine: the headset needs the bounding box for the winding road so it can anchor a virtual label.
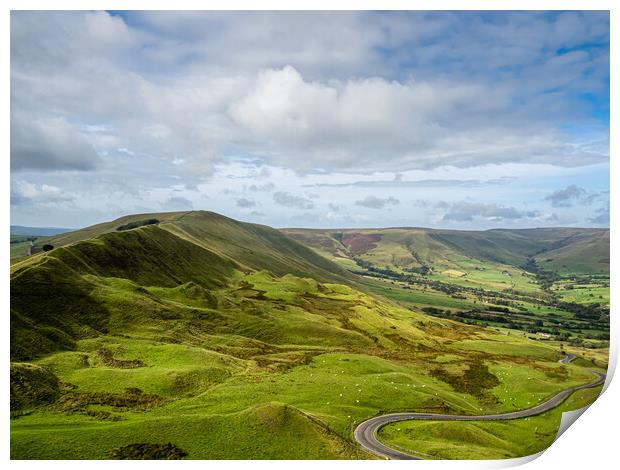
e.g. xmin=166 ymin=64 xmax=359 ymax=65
xmin=354 ymin=354 xmax=606 ymax=460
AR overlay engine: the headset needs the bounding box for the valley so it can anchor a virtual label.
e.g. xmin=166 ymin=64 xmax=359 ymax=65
xmin=10 ymin=211 xmax=609 ymax=460
xmin=283 ymin=227 xmax=610 ymax=345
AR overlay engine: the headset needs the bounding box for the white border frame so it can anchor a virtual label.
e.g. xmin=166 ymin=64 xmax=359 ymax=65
xmin=2 ymin=2 xmax=616 ymax=469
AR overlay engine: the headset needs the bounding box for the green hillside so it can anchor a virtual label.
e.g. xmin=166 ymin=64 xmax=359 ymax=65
xmin=534 ymin=229 xmax=610 ymax=274
xmin=282 ymin=226 xmax=609 ymax=342
xmin=34 ymin=211 xmax=351 ymax=283
xmin=282 ymin=227 xmax=609 ymax=275
xmin=10 ymin=212 xmax=608 ymax=459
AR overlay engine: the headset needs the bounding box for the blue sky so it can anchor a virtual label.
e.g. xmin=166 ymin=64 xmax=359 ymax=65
xmin=10 ymin=11 xmax=609 ymax=229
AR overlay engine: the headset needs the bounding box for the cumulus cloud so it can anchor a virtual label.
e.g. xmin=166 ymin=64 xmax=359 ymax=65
xmin=11 ymin=116 xmax=100 ymax=171
xmin=442 ymin=201 xmax=540 ymax=222
xmin=273 ymin=191 xmax=314 ymax=210
xmin=11 ymin=12 xmax=609 ymax=175
xmin=225 ymin=62 xmax=607 ymax=171
xmin=355 ymin=196 xmax=399 ymax=209
xmin=11 ymin=180 xmax=74 ymax=206
xmin=229 ymin=66 xmax=516 ymax=171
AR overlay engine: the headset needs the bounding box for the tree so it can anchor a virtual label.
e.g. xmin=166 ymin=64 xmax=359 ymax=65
xmin=42 ymin=244 xmax=54 ymax=252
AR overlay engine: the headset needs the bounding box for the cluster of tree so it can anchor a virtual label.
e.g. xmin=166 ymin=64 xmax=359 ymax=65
xmin=354 ymin=258 xmax=433 ymax=276
xmin=403 ymin=265 xmax=433 ymax=275
xmin=357 ymin=259 xmax=554 ymax=312
xmin=521 ymin=257 xmax=560 ymax=288
xmin=422 ymin=307 xmax=514 ymax=325
xmin=420 ymin=304 xmax=607 ymax=342
xmin=353 ymin=258 xmax=372 ymax=269
xmin=116 ymin=218 xmax=160 ymax=232
xmin=355 ymin=261 xmax=463 ymax=295
xmin=550 ymin=299 xmax=609 ymax=321
xmin=10 ymin=236 xmax=36 ymax=244
xmin=28 ymin=243 xmax=53 ymax=254
xmin=486 ymin=305 xmax=511 ymax=313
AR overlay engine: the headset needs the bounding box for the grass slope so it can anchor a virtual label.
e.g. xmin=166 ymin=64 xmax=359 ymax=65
xmin=39 ymin=211 xmax=352 ymax=283
xmin=10 ymin=212 xmax=608 ymax=459
xmin=11 ymin=266 xmax=604 ymax=459
xmin=534 ymin=230 xmax=610 ymax=274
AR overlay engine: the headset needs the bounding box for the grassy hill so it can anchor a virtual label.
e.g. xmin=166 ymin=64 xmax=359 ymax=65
xmin=11 ymin=211 xmax=357 ymax=361
xmin=10 ymin=226 xmax=72 ymax=260
xmin=33 ymin=211 xmax=352 ymax=283
xmin=10 ymin=212 xmax=607 ymax=459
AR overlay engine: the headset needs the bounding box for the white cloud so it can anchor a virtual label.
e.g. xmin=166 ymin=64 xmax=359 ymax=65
xmin=11 ymin=180 xmax=74 ymax=206
xmin=11 ymin=116 xmax=100 ymax=171
xmin=9 ymin=11 xmax=609 ymax=229
xmin=11 ymin=12 xmax=609 ymax=175
xmin=228 ymin=66 xmax=532 ymax=171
